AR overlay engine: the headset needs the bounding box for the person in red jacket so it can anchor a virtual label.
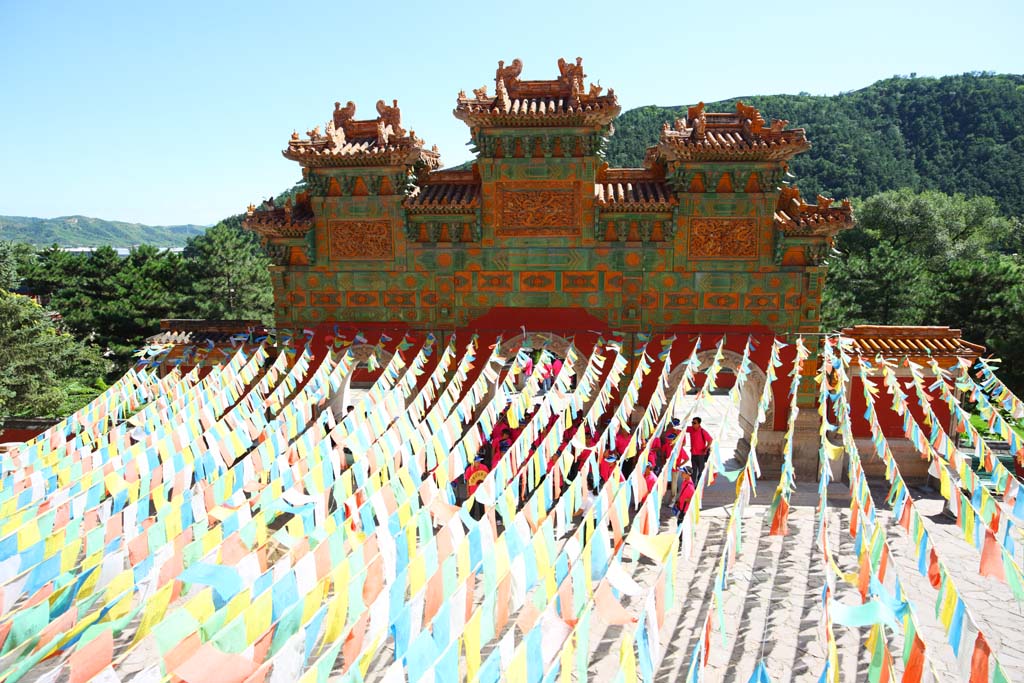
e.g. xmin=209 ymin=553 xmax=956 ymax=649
xmin=598 ymin=452 xmax=621 ymax=484
xmin=643 ymin=462 xmax=657 ymax=495
xmin=670 ymin=465 xmax=695 ymax=519
xmin=465 ymin=454 xmax=490 ymax=519
xmin=685 ymin=417 xmax=713 ymax=485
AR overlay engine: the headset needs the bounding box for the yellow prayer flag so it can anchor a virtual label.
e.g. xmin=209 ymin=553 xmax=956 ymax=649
xmin=409 ymin=554 xmax=427 ymax=596
xmin=17 ymin=521 xmax=41 ymax=551
xmin=104 ymin=570 xmax=134 ymax=621
xmin=225 ymin=589 xmax=251 ymax=624
xmin=462 ymin=610 xmax=482 ymax=680
xmin=505 ymin=639 xmax=527 ymax=681
xmin=303 ymin=583 xmax=325 ymax=622
xmin=322 ymin=567 xmax=350 ymax=652
xmin=184 ymin=591 xmax=216 ymax=624
xmin=628 ymin=532 xmax=675 ymax=564
xmin=132 ymin=580 xmax=174 ymax=645
xmin=203 ymin=525 xmax=224 ymax=556
xmin=246 ymin=591 xmax=273 ymax=643
xmin=937 ymin=582 xmax=957 ymax=628
xmin=619 ymin=632 xmax=637 ymax=680
xmin=560 ymin=630 xmax=575 ymax=683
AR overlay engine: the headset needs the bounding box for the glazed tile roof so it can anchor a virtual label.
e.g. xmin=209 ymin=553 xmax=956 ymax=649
xmin=594 ymin=169 xmax=674 ymax=212
xmin=244 ymin=195 xmax=314 ymax=239
xmin=774 ymin=186 xmax=854 ymax=236
xmin=841 ymin=326 xmax=985 ymax=359
xmin=404 ymin=171 xmax=480 ymax=213
xmin=455 ymin=57 xmax=620 ymax=127
xmin=283 ymin=100 xmax=440 ymax=169
xmin=647 ymin=101 xmax=810 ymax=163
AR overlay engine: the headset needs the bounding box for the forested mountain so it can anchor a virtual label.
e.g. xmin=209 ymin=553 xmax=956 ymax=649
xmin=606 ymin=73 xmax=1024 ymax=215
xmin=0 ymin=215 xmax=206 ymax=247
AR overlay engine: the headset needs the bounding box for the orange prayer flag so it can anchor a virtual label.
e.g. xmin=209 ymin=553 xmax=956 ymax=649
xmin=769 ymin=498 xmax=789 ymax=536
xmin=516 ymin=600 xmax=543 ymax=633
xmin=341 ymin=613 xmax=370 ymax=674
xmin=557 ymin=580 xmax=574 ymax=622
xmin=969 ymin=631 xmax=991 ymax=683
xmin=423 ymin=572 xmax=444 ymax=625
xmin=902 ymin=634 xmax=925 ymax=683
xmin=594 ymin=581 xmax=636 ymax=626
xmin=128 ymin=531 xmax=150 ymax=566
xmin=220 ymin=532 xmax=249 ymax=565
xmin=362 ymin=557 xmax=385 ymax=606
xmin=979 ymin=529 xmax=1006 ymax=581
xmin=69 ymin=628 xmax=113 ymax=683
xmin=164 ymin=632 xmax=202 ymax=673
xmin=252 ymin=629 xmax=274 ymax=667
xmin=495 ymin=575 xmax=512 ymax=634
xmin=927 ymin=549 xmax=941 ymax=589
xmin=857 ymin=553 xmax=871 ymax=602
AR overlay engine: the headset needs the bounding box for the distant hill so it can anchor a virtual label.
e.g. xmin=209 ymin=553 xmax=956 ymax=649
xmin=604 ymin=73 xmax=1024 ymax=215
xmin=0 ymin=215 xmax=207 ymax=247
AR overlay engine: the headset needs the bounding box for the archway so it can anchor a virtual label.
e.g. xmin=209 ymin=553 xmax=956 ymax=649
xmin=497 ymin=332 xmax=576 ymax=360
xmin=666 ymin=348 xmax=770 ymax=453
xmin=330 ymin=343 xmax=395 ymax=420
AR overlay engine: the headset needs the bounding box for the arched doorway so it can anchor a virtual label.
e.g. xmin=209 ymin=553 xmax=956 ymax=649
xmin=666 ymin=348 xmax=770 ymax=454
xmin=331 ymin=343 xmax=396 ymax=419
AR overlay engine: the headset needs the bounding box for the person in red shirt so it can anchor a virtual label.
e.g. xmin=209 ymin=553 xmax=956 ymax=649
xmin=465 ymin=455 xmax=490 ymax=519
xmin=598 ymin=452 xmax=621 ymax=484
xmin=493 ymin=429 xmax=513 ymax=468
xmin=671 ymin=465 xmax=695 ymax=519
xmin=643 ymin=463 xmax=657 ymax=495
xmin=685 ymin=417 xmax=712 ymax=485
xmin=614 ymin=428 xmax=631 ymax=457
xmin=646 ymin=435 xmax=663 ymax=470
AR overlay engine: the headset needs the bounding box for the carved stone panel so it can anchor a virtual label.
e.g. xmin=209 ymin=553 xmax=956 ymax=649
xmin=328 ymin=220 xmax=393 ymax=260
xmin=495 ymin=184 xmax=580 ymax=237
xmin=689 ymin=219 xmax=758 ymax=260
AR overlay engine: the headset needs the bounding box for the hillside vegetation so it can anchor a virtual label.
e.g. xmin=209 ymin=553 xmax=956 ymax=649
xmin=607 ymin=73 xmax=1024 ymax=215
xmin=0 ymin=215 xmax=206 ymax=247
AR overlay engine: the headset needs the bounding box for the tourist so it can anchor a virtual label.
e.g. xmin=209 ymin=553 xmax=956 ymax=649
xmin=647 ymin=433 xmax=664 ymax=470
xmin=490 ymin=418 xmax=509 ymax=459
xmin=599 ymin=452 xmax=621 ymax=484
xmin=670 ymin=465 xmax=695 ymax=519
xmin=643 ymin=462 xmax=657 ymax=493
xmin=661 ymin=430 xmax=680 ymax=473
xmin=492 ymin=428 xmax=514 ymax=467
xmin=465 ymin=453 xmax=490 ymax=519
xmin=614 ymin=425 xmax=631 ymax=457
xmin=686 ymin=416 xmax=713 ymax=484
xmin=540 ymin=357 xmax=554 ymax=393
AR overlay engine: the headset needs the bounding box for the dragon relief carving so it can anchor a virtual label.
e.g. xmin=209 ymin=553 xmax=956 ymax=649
xmin=496 ymin=188 xmax=579 ymax=236
xmin=328 ymin=220 xmax=393 ymax=260
xmin=689 ymin=219 xmax=758 ymax=260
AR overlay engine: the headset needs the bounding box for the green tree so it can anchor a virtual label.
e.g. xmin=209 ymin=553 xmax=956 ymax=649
xmin=0 ymin=241 xmax=20 ymax=291
xmin=822 ymin=242 xmax=932 ymax=328
xmin=183 ymin=222 xmax=273 ymax=321
xmin=0 ymin=290 xmax=109 ymax=421
xmin=924 ymin=256 xmax=1024 ymax=392
xmin=36 ymin=246 xmax=191 ymax=362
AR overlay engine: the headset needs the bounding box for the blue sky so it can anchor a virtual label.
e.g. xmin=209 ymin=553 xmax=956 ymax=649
xmin=2 ymin=0 xmax=1021 ymax=225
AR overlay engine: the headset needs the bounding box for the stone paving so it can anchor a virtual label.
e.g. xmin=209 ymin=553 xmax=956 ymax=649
xmin=582 ymin=396 xmax=1024 ymax=681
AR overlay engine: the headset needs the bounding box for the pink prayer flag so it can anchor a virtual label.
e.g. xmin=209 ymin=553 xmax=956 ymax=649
xmin=173 ymin=643 xmax=257 ymax=683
